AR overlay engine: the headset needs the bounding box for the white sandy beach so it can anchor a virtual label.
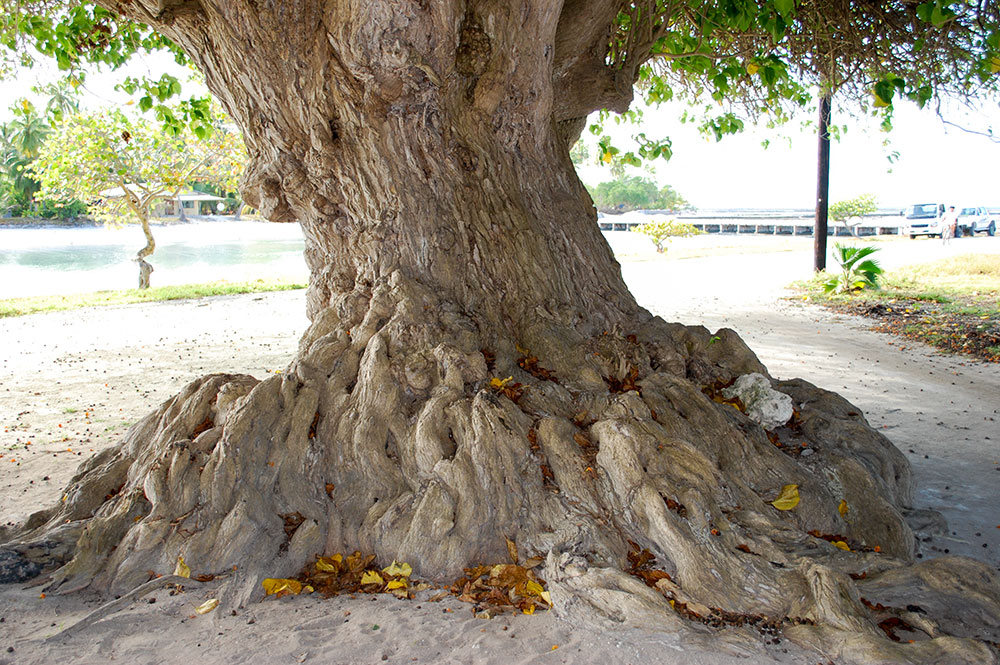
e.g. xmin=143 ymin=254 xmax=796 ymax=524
xmin=1 ymin=233 xmax=998 ymax=664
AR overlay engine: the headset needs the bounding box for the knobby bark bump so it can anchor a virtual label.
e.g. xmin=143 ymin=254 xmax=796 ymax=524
xmin=1 ymin=3 xmax=997 ymax=663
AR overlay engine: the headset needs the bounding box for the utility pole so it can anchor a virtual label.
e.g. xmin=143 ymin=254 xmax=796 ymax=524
xmin=814 ymin=91 xmax=832 ymax=272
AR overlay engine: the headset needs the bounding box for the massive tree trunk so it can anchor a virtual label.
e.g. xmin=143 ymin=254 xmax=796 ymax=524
xmin=2 ymin=3 xmax=998 ymax=662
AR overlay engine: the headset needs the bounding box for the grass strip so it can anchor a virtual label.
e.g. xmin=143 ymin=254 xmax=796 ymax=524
xmin=0 ymin=278 xmax=307 ymax=318
xmin=793 ymin=253 xmax=1000 ymax=361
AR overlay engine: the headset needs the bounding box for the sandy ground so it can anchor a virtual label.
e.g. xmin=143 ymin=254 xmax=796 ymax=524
xmin=1 ymin=234 xmax=998 ymax=664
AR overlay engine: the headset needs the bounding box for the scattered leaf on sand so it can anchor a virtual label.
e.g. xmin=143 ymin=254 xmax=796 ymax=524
xmin=771 ymin=484 xmax=800 ymax=510
xmin=195 ymin=598 xmax=219 ymax=614
xmin=262 ymin=578 xmax=312 ymax=597
xmin=174 ymin=555 xmax=191 ymax=579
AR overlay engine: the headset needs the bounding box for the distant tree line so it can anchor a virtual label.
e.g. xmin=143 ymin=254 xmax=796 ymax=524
xmin=0 ymin=81 xmax=88 ymax=219
xmin=586 ymin=175 xmax=693 ymax=214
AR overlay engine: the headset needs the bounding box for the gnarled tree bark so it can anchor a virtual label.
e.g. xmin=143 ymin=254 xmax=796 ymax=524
xmin=2 ymin=2 xmax=998 ymax=663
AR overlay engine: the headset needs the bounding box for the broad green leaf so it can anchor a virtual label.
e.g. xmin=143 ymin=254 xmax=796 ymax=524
xmin=773 ymin=0 xmax=794 ymax=19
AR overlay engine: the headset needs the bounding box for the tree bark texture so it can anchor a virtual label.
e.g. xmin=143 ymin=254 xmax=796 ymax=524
xmin=2 ymin=3 xmax=998 ymax=662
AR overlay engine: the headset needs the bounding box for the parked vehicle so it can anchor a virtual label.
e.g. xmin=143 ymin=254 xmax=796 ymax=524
xmin=904 ymin=203 xmax=947 ymax=238
xmin=956 ymin=206 xmax=997 ymax=237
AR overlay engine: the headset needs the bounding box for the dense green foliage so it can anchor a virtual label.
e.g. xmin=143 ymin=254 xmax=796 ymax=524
xmin=33 ymin=106 xmax=244 ymax=226
xmin=0 ymin=89 xmax=87 ymax=218
xmin=587 ymin=175 xmax=691 ymax=213
xmin=1 ymin=3 xmax=212 ymax=136
xmin=3 ymin=2 xmax=997 ymax=174
xmin=584 ymin=1 xmax=1000 ymax=172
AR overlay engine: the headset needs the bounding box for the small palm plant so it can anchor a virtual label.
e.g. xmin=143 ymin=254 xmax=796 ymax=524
xmin=823 ymin=243 xmax=884 ymax=294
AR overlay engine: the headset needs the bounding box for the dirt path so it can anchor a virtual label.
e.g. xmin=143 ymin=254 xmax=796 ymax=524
xmin=1 ymin=235 xmax=998 ymax=664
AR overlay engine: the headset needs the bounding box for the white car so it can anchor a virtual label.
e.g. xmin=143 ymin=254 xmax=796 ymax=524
xmin=904 ymin=203 xmax=947 ymax=238
xmin=956 ymin=206 xmax=997 ymax=237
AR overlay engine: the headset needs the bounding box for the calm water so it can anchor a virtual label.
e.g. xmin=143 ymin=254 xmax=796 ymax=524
xmin=0 ymin=220 xmax=309 ymax=298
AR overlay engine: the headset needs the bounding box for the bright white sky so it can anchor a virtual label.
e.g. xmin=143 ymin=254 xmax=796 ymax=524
xmin=4 ymin=52 xmax=999 ymax=211
xmin=576 ymin=96 xmax=1000 ymax=211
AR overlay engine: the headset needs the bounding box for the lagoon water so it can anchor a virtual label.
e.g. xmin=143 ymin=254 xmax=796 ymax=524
xmin=0 ymin=220 xmax=310 ymax=298
xmin=0 ymin=220 xmax=661 ymax=300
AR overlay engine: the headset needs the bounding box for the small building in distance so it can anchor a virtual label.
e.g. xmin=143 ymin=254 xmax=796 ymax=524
xmin=155 ymin=191 xmax=226 ymax=218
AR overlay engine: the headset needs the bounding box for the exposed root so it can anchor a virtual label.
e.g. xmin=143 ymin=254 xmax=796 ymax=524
xmin=2 ymin=272 xmax=998 ymax=664
xmin=45 ymin=575 xmax=204 ymax=642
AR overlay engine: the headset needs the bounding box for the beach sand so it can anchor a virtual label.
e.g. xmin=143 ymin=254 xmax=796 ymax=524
xmin=2 ymin=236 xmax=998 ymax=664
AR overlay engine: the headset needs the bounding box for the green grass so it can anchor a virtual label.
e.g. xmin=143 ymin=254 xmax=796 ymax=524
xmin=794 ymin=253 xmax=1000 ymax=311
xmin=792 ymin=252 xmax=1000 ymax=361
xmin=0 ymin=278 xmax=307 ymax=318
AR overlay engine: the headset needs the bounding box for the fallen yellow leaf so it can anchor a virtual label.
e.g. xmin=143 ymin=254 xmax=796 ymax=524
xmin=771 ymin=484 xmax=800 ymax=511
xmin=316 ymin=558 xmax=338 ymax=572
xmin=382 ymin=561 xmax=412 ymax=578
xmin=195 ymin=598 xmax=219 ymax=614
xmin=360 ymin=570 xmax=384 ymax=586
xmin=489 ymin=376 xmax=513 ymax=389
xmin=505 ymin=536 xmax=519 ymax=565
xmin=832 ymin=540 xmax=851 ymax=552
xmin=386 ymin=579 xmax=407 ymax=590
xmin=522 ymin=604 xmax=535 ymax=615
xmin=525 ymin=580 xmax=544 ymax=597
xmin=539 ymin=590 xmax=552 ymax=606
xmin=174 ymin=555 xmax=191 ymax=579
xmin=262 ymin=578 xmax=305 ymax=596
xmin=838 ymin=500 xmax=849 ymax=518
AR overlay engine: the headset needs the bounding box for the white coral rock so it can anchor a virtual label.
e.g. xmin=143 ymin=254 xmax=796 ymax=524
xmin=721 ymin=373 xmax=793 ymax=430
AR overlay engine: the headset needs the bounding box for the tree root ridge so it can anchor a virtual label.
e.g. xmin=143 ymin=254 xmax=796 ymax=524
xmin=2 ymin=273 xmax=998 ymax=664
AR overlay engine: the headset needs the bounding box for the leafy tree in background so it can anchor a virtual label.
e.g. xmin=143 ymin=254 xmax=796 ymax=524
xmin=0 ymin=101 xmax=49 ymax=213
xmin=33 ymin=108 xmax=245 ymax=288
xmin=632 ymin=218 xmax=704 ymax=253
xmin=36 ymin=77 xmax=81 ymax=122
xmin=1 ymin=4 xmax=999 ymax=661
xmin=588 ymin=175 xmax=691 ymax=213
xmin=0 ymin=85 xmax=84 ymax=217
xmin=829 ymin=193 xmax=879 ymax=237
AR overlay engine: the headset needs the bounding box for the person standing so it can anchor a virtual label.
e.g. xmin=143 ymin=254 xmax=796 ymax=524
xmin=941 ymin=205 xmax=958 ymax=245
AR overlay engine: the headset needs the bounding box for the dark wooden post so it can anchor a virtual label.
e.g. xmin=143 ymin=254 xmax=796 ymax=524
xmin=814 ymin=92 xmax=832 ymax=272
